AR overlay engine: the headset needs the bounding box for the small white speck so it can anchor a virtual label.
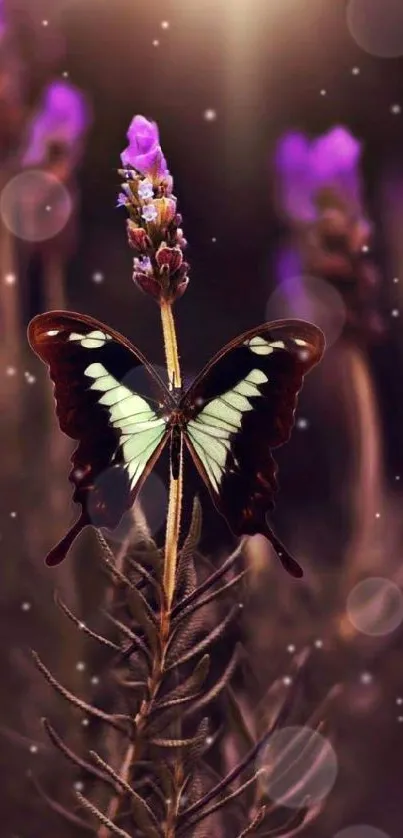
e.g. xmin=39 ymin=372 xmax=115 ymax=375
xmin=82 ymin=718 xmax=89 ymax=727
xmin=6 ymin=366 xmax=16 ymax=376
xmin=74 ymin=781 xmax=84 ymax=791
xmin=10 ymin=511 xmax=17 ymax=519
xmin=287 ymin=644 xmax=296 ymax=654
xmin=211 ymin=236 xmax=217 ymax=243
xmin=393 ymin=277 xmax=399 ymax=283
xmin=45 ymin=205 xmax=52 ymax=213
xmin=362 ymin=244 xmax=370 ymax=253
xmin=62 ymin=71 xmax=69 ymax=78
xmin=21 ymin=601 xmax=31 ymax=612
xmin=391 ymin=308 xmax=400 ymax=318
xmin=203 ymin=108 xmax=217 ymax=121
xmin=91 ymin=675 xmax=99 ymax=685
xmin=24 ymin=371 xmax=36 ymax=384
xmin=92 ymin=271 xmax=104 ymax=284
xmin=391 ymin=103 xmax=401 ymax=114
xmin=396 ymin=697 xmax=403 ymax=705
xmin=161 ymin=20 xmax=170 ymax=29
xmin=360 ymin=671 xmax=373 ymax=685
xmin=76 ymin=661 xmax=86 ymax=672
xmin=205 ymin=736 xmax=213 ymax=745
xmin=296 ymin=417 xmax=309 ymax=430
xmin=29 ymin=744 xmax=38 ymax=754
xmin=320 ymin=89 xmax=327 ymax=96
xmin=398 ymin=716 xmax=403 ymax=723
xmin=351 ymin=66 xmax=360 ymax=75
xmin=283 ymin=676 xmax=292 ymax=686
xmin=375 ymin=512 xmax=381 ymax=519
xmin=4 ymin=273 xmax=16 ymax=285
xmin=78 ymin=622 xmax=86 ymax=630
xmin=42 ymin=19 xmax=49 ymax=27
xmin=396 ymin=475 xmax=401 ymax=481
xmin=152 ymin=39 xmax=160 ymax=46
xmin=314 ymin=639 xmax=323 ymax=649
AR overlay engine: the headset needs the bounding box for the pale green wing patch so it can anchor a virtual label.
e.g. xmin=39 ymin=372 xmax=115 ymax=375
xmin=84 ymin=361 xmax=167 ymax=490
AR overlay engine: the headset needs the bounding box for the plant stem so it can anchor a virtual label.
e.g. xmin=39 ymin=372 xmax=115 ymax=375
xmin=163 ymin=443 xmax=183 ymax=615
xmin=160 ymin=299 xmax=182 ymax=390
xmin=160 ymin=299 xmax=183 ymax=614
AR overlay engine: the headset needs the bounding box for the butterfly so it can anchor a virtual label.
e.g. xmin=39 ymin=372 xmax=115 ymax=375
xmin=28 ymin=311 xmax=324 ymax=577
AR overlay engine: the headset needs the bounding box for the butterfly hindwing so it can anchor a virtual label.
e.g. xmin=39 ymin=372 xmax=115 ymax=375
xmin=28 ymin=311 xmax=171 ymax=565
xmin=181 ymin=319 xmax=325 ymax=576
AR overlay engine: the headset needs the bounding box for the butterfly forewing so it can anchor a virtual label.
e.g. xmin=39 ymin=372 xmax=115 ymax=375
xmin=181 ymin=320 xmax=324 ymax=576
xmin=28 ymin=311 xmax=171 ymax=565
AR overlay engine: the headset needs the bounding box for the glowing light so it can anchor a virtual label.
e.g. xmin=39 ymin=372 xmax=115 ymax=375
xmin=259 ymin=726 xmax=338 ymax=809
xmin=0 ymin=171 xmax=73 ymax=243
xmin=347 ymin=578 xmax=403 ymax=637
xmin=347 ymin=0 xmax=403 ymax=58
xmin=203 ymin=108 xmax=217 ymax=121
xmin=391 ymin=103 xmax=401 ymax=114
xmin=334 ymin=826 xmax=390 ymax=838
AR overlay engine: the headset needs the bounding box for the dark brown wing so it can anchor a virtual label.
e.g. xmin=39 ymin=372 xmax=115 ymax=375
xmin=181 ymin=319 xmax=325 ymax=577
xmin=28 ymin=310 xmax=171 ymax=565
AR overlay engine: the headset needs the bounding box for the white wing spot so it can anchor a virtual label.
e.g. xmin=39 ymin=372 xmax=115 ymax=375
xmin=47 ymin=329 xmax=60 ymax=337
xmin=69 ymin=330 xmax=112 ymax=348
xmin=247 ymin=336 xmax=275 ymax=355
xmin=294 ymin=338 xmax=309 ymax=347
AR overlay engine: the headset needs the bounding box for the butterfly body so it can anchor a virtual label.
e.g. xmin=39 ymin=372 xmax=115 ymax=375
xmin=28 ymin=311 xmax=324 ymax=575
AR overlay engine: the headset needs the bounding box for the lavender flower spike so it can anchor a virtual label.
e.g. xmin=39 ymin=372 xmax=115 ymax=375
xmin=121 ymin=114 xmax=170 ymax=179
xmin=275 ymin=126 xmax=363 ymax=223
xmin=22 ymin=80 xmax=90 ymax=167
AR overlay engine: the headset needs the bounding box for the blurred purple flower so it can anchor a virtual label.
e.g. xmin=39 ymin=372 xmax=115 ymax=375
xmin=0 ymin=0 xmax=6 ymax=41
xmin=275 ymin=126 xmax=363 ymax=222
xmin=22 ymin=80 xmax=90 ymax=167
xmin=121 ymin=115 xmax=170 ymax=179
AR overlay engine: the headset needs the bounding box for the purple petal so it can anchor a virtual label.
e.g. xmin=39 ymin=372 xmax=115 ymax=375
xmin=121 ymin=114 xmax=169 ymax=177
xmin=275 ymin=126 xmax=363 ymax=221
xmin=22 ymin=80 xmax=90 ymax=166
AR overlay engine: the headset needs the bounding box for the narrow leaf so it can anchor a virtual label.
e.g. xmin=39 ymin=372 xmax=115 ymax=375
xmin=171 ymin=542 xmax=244 ymax=620
xmin=76 ymin=792 xmax=132 ymax=838
xmin=55 ymin=592 xmax=120 ymax=651
xmin=42 ymin=718 xmax=118 ymax=789
xmin=32 ymin=651 xmax=129 ymax=733
xmin=166 ymin=604 xmax=242 ymax=670
xmin=90 ymin=750 xmax=162 ymax=838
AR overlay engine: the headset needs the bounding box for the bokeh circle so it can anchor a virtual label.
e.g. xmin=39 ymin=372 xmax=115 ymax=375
xmin=259 ymin=725 xmax=338 ymax=809
xmin=266 ymin=275 xmax=346 ymax=348
xmin=87 ymin=467 xmax=167 ymax=544
xmin=0 ymin=170 xmax=72 ymax=242
xmin=347 ymin=0 xmax=403 ymax=58
xmin=346 ymin=577 xmax=403 ymax=637
xmin=334 ymin=827 xmax=390 ymax=838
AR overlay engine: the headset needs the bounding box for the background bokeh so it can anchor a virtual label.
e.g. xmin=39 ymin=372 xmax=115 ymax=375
xmin=1 ymin=0 xmax=403 ymax=836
